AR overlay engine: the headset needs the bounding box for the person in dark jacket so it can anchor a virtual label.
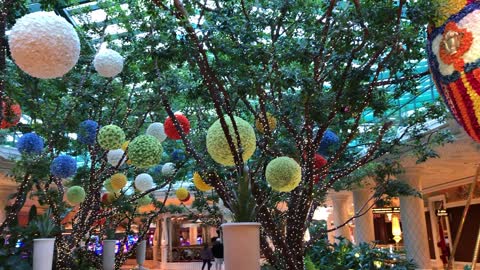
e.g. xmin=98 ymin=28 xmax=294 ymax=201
xmin=200 ymin=243 xmax=213 ymax=270
xmin=211 ymin=238 xmax=224 ymax=270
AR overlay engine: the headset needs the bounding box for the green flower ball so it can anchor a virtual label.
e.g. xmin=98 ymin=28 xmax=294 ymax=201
xmin=97 ymin=124 xmax=125 ymax=150
xmin=66 ymin=186 xmax=86 ymax=204
xmin=128 ymin=135 xmax=163 ymax=168
xmin=137 ymin=195 xmax=153 ymax=206
xmin=265 ymin=157 xmax=301 ymax=192
xmin=206 ymin=116 xmax=256 ymax=166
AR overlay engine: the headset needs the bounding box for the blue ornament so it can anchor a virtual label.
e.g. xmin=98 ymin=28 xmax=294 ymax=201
xmin=171 ymin=149 xmax=186 ymax=162
xmin=318 ymin=130 xmax=339 ymax=155
xmin=16 ymin=133 xmax=44 ymax=155
xmin=149 ymin=164 xmax=163 ymax=176
xmin=50 ymin=155 xmax=77 ymax=178
xmin=78 ymin=120 xmax=98 ymax=145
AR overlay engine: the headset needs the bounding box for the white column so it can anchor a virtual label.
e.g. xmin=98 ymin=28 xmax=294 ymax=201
xmin=326 ymin=212 xmax=335 ymax=244
xmin=189 ymin=225 xmax=198 ymax=245
xmin=353 ymin=187 xmax=375 ymax=244
xmin=160 ymin=216 xmax=169 ymax=270
xmin=399 ymin=172 xmax=432 ymax=270
xmin=153 ymin=218 xmax=160 ymax=262
xmin=330 ymin=191 xmax=352 ymax=242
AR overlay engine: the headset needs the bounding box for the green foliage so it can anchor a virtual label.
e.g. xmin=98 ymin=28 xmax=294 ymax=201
xmin=307 ymin=239 xmax=416 ymax=270
xmin=31 ymin=208 xmax=58 ymax=238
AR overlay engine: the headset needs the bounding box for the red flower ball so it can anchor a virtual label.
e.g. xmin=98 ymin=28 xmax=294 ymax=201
xmin=314 ymin=154 xmax=327 ymax=184
xmin=314 ymin=154 xmax=327 ymax=169
xmin=0 ymin=102 xmax=21 ymax=129
xmin=179 ymin=193 xmax=191 ymax=202
xmin=164 ymin=113 xmax=190 ymax=140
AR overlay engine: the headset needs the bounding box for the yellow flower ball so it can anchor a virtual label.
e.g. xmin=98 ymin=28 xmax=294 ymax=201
xmin=121 ymin=141 xmax=129 ymax=151
xmin=176 ymin=187 xmax=190 ymax=201
xmin=193 ymin=172 xmax=213 ymax=192
xmin=255 ymin=113 xmax=277 ymax=134
xmin=110 ymin=173 xmax=127 ymax=190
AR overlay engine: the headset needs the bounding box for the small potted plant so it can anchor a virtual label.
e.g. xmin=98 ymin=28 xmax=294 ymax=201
xmin=102 ymin=220 xmax=117 ymax=270
xmin=31 ymin=208 xmax=58 ymax=270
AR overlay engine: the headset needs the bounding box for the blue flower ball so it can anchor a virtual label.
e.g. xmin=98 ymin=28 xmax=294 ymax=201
xmin=78 ymin=120 xmax=98 ymax=145
xmin=318 ymin=130 xmax=339 ymax=154
xmin=50 ymin=155 xmax=77 ymax=178
xmin=171 ymin=149 xmax=186 ymax=162
xmin=16 ymin=133 xmax=44 ymax=155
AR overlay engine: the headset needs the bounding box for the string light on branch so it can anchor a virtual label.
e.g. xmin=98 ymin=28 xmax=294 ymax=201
xmin=206 ymin=116 xmax=256 ymax=166
xmin=8 ymin=12 xmax=80 ymax=79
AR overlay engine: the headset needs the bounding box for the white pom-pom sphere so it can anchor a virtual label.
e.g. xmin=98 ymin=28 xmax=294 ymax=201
xmin=8 ymin=12 xmax=80 ymax=79
xmin=107 ymin=149 xmax=125 ymax=166
xmin=93 ymin=49 xmax=124 ymax=77
xmin=134 ymin=173 xmax=154 ymax=192
xmin=162 ymin=162 xmax=176 ymax=177
xmin=146 ymin=122 xmax=167 ymax=142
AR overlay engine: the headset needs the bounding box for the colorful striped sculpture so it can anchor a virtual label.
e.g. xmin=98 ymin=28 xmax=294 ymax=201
xmin=428 ymin=2 xmax=480 ymax=142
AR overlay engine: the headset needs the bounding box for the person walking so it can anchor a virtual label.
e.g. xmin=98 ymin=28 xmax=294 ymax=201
xmin=200 ymin=243 xmax=213 ymax=270
xmin=211 ymin=238 xmax=224 ymax=270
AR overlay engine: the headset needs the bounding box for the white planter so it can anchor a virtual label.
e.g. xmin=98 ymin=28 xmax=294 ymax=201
xmin=33 ymin=238 xmax=55 ymax=270
xmin=221 ymin=222 xmax=261 ymax=270
xmin=103 ymin=240 xmax=117 ymax=270
xmin=136 ymin=240 xmax=147 ymax=269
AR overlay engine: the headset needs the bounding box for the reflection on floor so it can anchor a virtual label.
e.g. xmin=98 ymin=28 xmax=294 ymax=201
xmin=121 ymin=260 xmax=225 ymax=270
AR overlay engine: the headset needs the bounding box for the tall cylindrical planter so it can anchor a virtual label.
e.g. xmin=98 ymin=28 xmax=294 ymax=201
xmin=136 ymin=240 xmax=146 ymax=269
xmin=222 ymin=222 xmax=261 ymax=270
xmin=103 ymin=240 xmax=117 ymax=270
xmin=33 ymin=238 xmax=55 ymax=270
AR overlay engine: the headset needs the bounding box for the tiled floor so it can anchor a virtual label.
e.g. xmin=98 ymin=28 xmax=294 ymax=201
xmin=121 ymin=260 xmax=224 ymax=270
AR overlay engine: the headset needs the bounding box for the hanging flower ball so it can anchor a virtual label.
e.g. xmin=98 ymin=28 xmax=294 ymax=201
xmin=107 ymin=149 xmax=125 ymax=167
xmin=314 ymin=154 xmax=328 ymax=184
xmin=50 ymin=155 xmax=77 ymax=178
xmin=134 ymin=173 xmax=154 ymax=192
xmin=137 ymin=195 xmax=153 ymax=206
xmin=255 ymin=113 xmax=277 ymax=134
xmin=161 ymin=162 xmax=176 ymax=177
xmin=16 ymin=133 xmax=44 ymax=155
xmin=121 ymin=141 xmax=129 ymax=151
xmin=193 ymin=172 xmax=213 ymax=192
xmin=78 ymin=120 xmax=98 ymax=145
xmin=101 ymin=192 xmax=119 ymax=205
xmin=97 ymin=124 xmax=125 ymax=150
xmin=146 ymin=122 xmax=167 ymax=142
xmin=318 ymin=130 xmax=339 ymax=154
xmin=110 ymin=173 xmax=127 ymax=190
xmin=66 ymin=186 xmax=86 ymax=204
xmin=176 ymin=187 xmax=190 ymax=202
xmin=0 ymin=101 xmax=21 ymax=129
xmin=206 ymin=116 xmax=257 ymax=166
xmin=104 ymin=178 xmax=120 ymax=193
xmin=164 ymin=113 xmax=190 ymax=140
xmin=8 ymin=12 xmax=80 ymax=79
xmin=128 ymin=135 xmax=163 ymax=168
xmin=93 ymin=48 xmax=124 ymax=78
xmin=171 ymin=149 xmax=186 ymax=162
xmin=265 ymin=157 xmax=301 ymax=192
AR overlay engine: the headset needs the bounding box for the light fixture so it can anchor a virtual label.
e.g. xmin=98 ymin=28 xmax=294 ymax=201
xmin=392 ymin=215 xmax=402 ymax=245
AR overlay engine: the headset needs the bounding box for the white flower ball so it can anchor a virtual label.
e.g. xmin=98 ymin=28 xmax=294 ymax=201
xmin=162 ymin=162 xmax=176 ymax=177
xmin=146 ymin=122 xmax=167 ymax=142
xmin=135 ymin=173 xmax=154 ymax=192
xmin=107 ymin=149 xmax=125 ymax=166
xmin=8 ymin=12 xmax=81 ymax=79
xmin=93 ymin=48 xmax=124 ymax=77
